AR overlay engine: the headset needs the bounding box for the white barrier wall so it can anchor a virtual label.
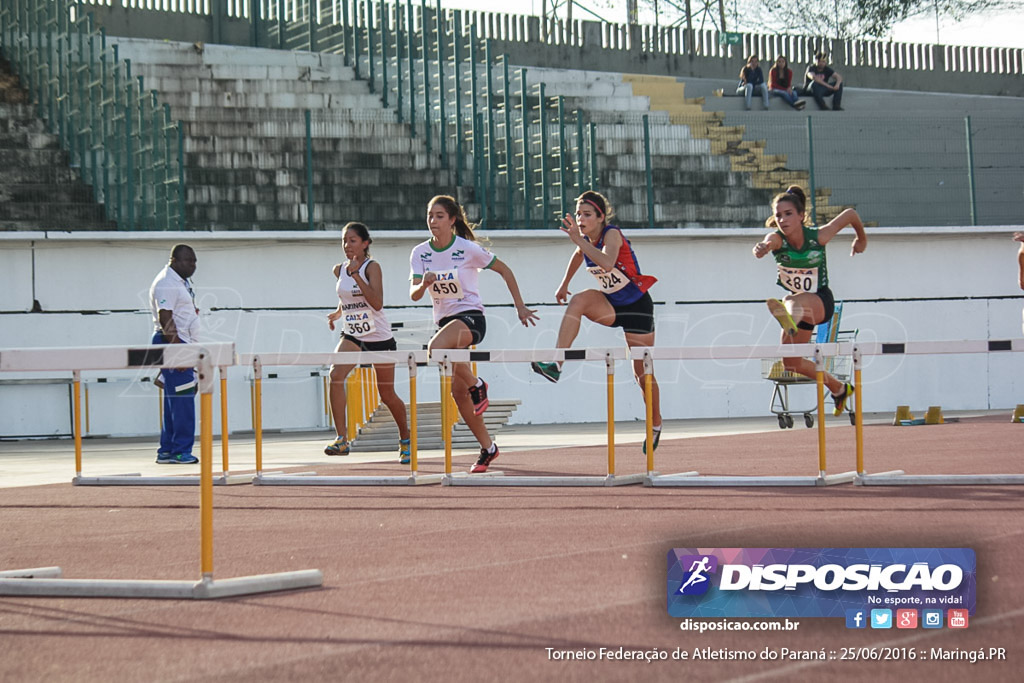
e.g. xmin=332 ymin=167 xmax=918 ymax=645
xmin=1 ymin=227 xmax=1022 ymax=438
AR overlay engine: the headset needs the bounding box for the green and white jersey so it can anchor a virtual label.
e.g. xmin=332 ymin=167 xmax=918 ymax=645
xmin=772 ymin=226 xmax=829 ymax=294
xmin=409 ymin=235 xmax=496 ymax=322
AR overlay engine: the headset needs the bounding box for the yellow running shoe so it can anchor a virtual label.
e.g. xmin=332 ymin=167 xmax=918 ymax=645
xmin=832 ymin=383 xmax=855 ymax=416
xmin=766 ymin=298 xmax=797 ymax=336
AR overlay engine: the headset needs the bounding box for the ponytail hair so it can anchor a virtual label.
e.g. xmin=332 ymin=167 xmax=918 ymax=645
xmin=766 ymin=185 xmax=809 ymax=228
xmin=428 ymin=195 xmax=478 ymax=242
xmin=575 ymin=190 xmax=614 ymax=224
xmin=342 ymin=221 xmax=372 ymax=256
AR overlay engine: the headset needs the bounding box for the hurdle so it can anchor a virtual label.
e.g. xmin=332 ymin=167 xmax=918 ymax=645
xmin=0 ymin=343 xmax=245 ymax=486
xmin=75 ymin=360 xmax=249 ymax=486
xmin=245 ymin=350 xmax=444 ymax=485
xmin=0 ymin=344 xmax=323 ymax=598
xmin=638 ymin=342 xmax=858 ymax=487
xmin=435 ymin=347 xmax=646 ymax=487
xmin=855 ymin=339 xmax=1024 ymax=486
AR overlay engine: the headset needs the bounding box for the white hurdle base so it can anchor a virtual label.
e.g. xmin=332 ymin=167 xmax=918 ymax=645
xmin=643 ymin=471 xmax=700 ymax=485
xmin=648 ymin=470 xmax=858 ymax=487
xmin=73 ymin=473 xmax=253 ymax=486
xmin=254 ymin=472 xmax=444 ymax=486
xmin=0 ymin=567 xmax=63 ymax=579
xmin=857 ymin=472 xmax=1024 ymax=486
xmin=442 ymin=471 xmax=647 ymax=487
xmin=0 ymin=569 xmax=324 ymax=599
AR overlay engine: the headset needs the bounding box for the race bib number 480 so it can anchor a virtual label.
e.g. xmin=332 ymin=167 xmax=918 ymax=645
xmin=586 ymin=265 xmax=629 ymax=294
xmin=778 ymin=265 xmax=818 ymax=294
xmin=429 ymin=270 xmax=464 ymax=299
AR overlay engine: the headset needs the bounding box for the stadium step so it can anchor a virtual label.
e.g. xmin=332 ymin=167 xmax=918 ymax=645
xmin=350 ymin=399 xmax=521 ymax=451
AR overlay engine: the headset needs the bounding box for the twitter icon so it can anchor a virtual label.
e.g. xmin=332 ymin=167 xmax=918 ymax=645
xmin=870 ymin=609 xmax=893 ymax=629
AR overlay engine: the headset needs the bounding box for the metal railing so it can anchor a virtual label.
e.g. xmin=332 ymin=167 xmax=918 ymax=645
xmin=0 ymin=0 xmax=185 ymax=230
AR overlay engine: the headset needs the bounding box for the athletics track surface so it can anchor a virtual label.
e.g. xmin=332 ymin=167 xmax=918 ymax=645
xmin=1 ymin=414 xmax=1022 ymax=682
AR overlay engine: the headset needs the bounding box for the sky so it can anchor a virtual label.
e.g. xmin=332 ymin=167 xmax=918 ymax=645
xmin=442 ymin=1 xmax=1024 ymax=50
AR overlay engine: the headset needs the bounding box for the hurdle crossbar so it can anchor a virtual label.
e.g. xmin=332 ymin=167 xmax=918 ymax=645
xmin=853 ymin=339 xmax=1024 ymax=486
xmin=432 ymin=348 xmax=645 ymax=487
xmin=242 ymin=350 xmax=443 ymax=485
xmin=0 ymin=343 xmax=323 ymax=599
xmin=633 ymin=343 xmax=857 ymax=487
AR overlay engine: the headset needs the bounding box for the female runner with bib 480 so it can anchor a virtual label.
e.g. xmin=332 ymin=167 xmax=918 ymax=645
xmin=324 ymin=222 xmax=411 ymax=461
xmin=410 ymin=195 xmax=538 ymax=474
xmin=752 ymin=186 xmax=867 ymax=416
xmin=530 ymin=191 xmax=663 ymax=454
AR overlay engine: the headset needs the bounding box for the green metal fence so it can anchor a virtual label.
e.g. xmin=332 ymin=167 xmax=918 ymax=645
xmin=0 ymin=0 xmax=184 ymax=230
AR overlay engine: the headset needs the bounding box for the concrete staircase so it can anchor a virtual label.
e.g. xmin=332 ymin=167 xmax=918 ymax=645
xmin=620 ymin=74 xmax=850 ymax=224
xmin=352 ymin=399 xmax=520 ymax=451
xmin=0 ymin=58 xmax=115 ymax=231
xmin=113 ymin=39 xmax=457 ymax=230
xmin=518 ymin=66 xmax=819 ymax=227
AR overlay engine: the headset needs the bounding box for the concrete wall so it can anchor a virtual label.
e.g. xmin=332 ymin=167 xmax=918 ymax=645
xmin=2 ymin=227 xmax=1022 ymax=438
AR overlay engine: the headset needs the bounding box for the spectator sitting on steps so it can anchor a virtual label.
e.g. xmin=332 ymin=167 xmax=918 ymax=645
xmin=804 ymin=52 xmax=844 ymax=111
xmin=768 ymin=55 xmax=806 ymax=110
xmin=736 ymin=54 xmax=770 ymax=110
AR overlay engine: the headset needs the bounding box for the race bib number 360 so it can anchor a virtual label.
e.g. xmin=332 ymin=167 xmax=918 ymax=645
xmin=587 ymin=265 xmax=629 ymax=294
xmin=778 ymin=265 xmax=818 ymax=294
xmin=344 ymin=306 xmax=376 ymax=338
xmin=429 ymin=269 xmax=463 ymax=299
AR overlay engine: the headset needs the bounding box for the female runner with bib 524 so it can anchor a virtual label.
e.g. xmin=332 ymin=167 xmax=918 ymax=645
xmin=530 ymin=191 xmax=663 ymax=454
xmin=410 ymin=195 xmax=538 ymax=473
xmin=752 ymin=185 xmax=867 ymax=416
xmin=324 ymin=222 xmax=411 ymax=461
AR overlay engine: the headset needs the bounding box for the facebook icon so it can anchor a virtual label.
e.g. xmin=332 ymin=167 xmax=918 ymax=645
xmin=845 ymin=609 xmax=867 ymax=629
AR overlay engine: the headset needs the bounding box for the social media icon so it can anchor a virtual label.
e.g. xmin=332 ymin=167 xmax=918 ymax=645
xmin=922 ymin=609 xmax=944 ymax=629
xmin=870 ymin=609 xmax=892 ymax=629
xmin=896 ymin=609 xmax=918 ymax=629
xmin=845 ymin=609 xmax=867 ymax=629
xmin=948 ymin=609 xmax=969 ymax=629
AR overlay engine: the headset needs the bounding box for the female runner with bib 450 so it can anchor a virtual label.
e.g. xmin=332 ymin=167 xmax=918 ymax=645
xmin=530 ymin=191 xmax=663 ymax=454
xmin=752 ymin=186 xmax=867 ymax=415
xmin=324 ymin=222 xmax=411 ymax=461
xmin=410 ymin=195 xmax=538 ymax=473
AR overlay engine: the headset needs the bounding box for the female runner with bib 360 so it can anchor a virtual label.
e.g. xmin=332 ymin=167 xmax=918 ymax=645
xmin=324 ymin=222 xmax=411 ymax=462
xmin=752 ymin=185 xmax=867 ymax=416
xmin=410 ymin=195 xmax=538 ymax=474
xmin=530 ymin=191 xmax=663 ymax=454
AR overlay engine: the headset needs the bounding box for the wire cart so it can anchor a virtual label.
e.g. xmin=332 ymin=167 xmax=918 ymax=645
xmin=760 ymin=301 xmax=855 ymax=429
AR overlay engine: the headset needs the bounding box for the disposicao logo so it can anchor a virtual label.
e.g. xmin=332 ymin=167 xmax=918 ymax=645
xmin=675 ymin=555 xmax=718 ymax=596
xmin=667 ymin=548 xmax=976 ymax=619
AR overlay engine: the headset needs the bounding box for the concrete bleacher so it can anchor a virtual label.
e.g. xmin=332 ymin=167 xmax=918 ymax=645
xmin=4 ymin=29 xmax=1023 ymax=231
xmin=114 ymin=38 xmax=454 ymax=230
xmin=0 ymin=59 xmax=115 ymax=231
xmin=694 ymin=77 xmax=1024 ymax=226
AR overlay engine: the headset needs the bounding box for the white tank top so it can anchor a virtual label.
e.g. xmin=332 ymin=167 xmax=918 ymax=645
xmin=336 ymin=259 xmax=392 ymax=342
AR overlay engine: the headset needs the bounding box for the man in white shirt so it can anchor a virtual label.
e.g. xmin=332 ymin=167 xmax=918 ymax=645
xmin=149 ymin=244 xmax=200 ymax=464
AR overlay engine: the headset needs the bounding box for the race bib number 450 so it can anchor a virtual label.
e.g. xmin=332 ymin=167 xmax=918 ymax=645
xmin=778 ymin=265 xmax=818 ymax=294
xmin=586 ymin=265 xmax=629 ymax=294
xmin=429 ymin=269 xmax=464 ymax=299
